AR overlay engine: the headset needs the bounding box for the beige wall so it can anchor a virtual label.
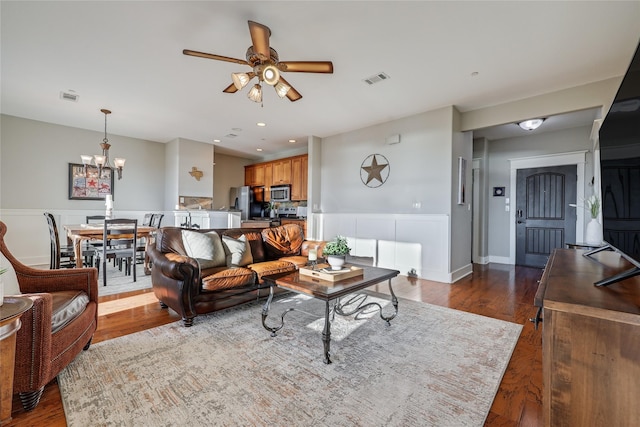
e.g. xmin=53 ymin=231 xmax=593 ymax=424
xmin=212 ymin=152 xmax=252 ymax=209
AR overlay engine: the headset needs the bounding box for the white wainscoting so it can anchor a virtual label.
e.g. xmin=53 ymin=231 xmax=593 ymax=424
xmin=318 ymin=213 xmax=456 ymax=283
xmin=0 ymin=209 xmax=167 ymax=266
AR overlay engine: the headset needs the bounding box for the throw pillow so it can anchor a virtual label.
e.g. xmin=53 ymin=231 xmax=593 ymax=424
xmin=222 ymin=234 xmax=253 ymax=267
xmin=181 ymin=230 xmax=226 ymax=269
xmin=262 ymin=223 xmax=304 ymax=258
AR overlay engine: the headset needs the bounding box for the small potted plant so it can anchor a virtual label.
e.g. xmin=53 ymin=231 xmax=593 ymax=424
xmin=323 ymin=236 xmax=351 ymax=270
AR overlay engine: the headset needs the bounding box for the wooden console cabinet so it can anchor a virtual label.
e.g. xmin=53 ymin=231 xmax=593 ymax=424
xmin=538 ymin=249 xmax=640 ymax=426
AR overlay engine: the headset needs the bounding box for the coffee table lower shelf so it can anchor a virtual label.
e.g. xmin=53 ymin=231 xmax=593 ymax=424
xmin=261 ymin=264 xmax=400 ymax=364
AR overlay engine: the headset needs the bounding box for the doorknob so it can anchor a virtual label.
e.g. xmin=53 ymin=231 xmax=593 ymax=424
xmin=517 ymin=220 xmax=524 ymax=224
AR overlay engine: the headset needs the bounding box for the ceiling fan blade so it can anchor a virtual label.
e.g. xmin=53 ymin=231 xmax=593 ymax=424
xmin=279 ymin=61 xmax=334 ymax=74
xmin=278 ymin=76 xmax=302 ymax=102
xmin=183 ymin=49 xmax=249 ymax=66
xmin=248 ymin=21 xmax=271 ymax=61
xmin=223 ymin=83 xmax=238 ymax=93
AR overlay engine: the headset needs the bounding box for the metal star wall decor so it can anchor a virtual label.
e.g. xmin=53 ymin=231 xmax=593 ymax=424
xmin=360 ymin=154 xmax=390 ymax=188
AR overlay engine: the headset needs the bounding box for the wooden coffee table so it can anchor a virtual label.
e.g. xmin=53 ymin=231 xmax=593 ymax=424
xmin=261 ymin=264 xmax=400 ymax=364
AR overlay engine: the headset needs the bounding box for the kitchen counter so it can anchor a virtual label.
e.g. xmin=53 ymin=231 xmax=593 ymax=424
xmin=241 ymin=219 xmax=281 ymax=229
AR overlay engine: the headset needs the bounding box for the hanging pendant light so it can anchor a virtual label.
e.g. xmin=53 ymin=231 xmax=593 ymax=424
xmin=80 ymin=108 xmax=125 ymax=180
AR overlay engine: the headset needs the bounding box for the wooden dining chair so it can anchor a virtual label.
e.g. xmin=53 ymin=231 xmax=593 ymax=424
xmin=94 ymin=218 xmax=138 ymax=286
xmin=137 ymin=213 xmax=164 ymax=265
xmin=43 ymin=212 xmax=76 ymax=269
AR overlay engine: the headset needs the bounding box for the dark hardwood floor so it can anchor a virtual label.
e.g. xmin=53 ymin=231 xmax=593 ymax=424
xmin=7 ymin=263 xmax=544 ymax=426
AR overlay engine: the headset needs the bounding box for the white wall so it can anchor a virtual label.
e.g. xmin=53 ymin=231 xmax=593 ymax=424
xmin=449 ymin=108 xmax=473 ymax=276
xmin=320 ymin=107 xmax=454 ymax=214
xmin=164 ymin=139 xmax=179 ymax=211
xmin=480 ymin=126 xmax=594 ymax=260
xmin=1 ymin=115 xmax=165 ymax=210
xmin=176 ymin=138 xmax=213 ymax=199
xmin=316 ymin=106 xmax=472 ymax=282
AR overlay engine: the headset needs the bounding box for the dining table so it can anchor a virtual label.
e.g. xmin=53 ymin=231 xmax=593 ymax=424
xmin=63 ymin=223 xmax=157 ymax=274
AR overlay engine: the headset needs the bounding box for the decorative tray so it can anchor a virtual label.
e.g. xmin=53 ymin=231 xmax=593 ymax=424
xmin=299 ymin=264 xmax=364 ymax=282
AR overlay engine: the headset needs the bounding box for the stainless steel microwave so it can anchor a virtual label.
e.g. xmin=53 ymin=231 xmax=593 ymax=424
xmin=270 ymin=185 xmax=290 ymax=202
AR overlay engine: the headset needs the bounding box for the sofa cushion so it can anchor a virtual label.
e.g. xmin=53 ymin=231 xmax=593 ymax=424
xmin=182 ymin=230 xmax=226 ymax=269
xmin=51 ymin=290 xmax=90 ymax=334
xmin=223 ymin=230 xmax=265 ymax=262
xmin=261 ymin=224 xmax=304 ymax=258
xmin=277 ymin=255 xmax=309 ymax=268
xmin=222 ymin=234 xmax=253 ymax=267
xmin=201 ymin=267 xmax=256 ymax=291
xmin=248 ymin=260 xmax=297 ymax=282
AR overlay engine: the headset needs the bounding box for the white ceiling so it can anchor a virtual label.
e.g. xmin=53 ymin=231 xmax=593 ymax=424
xmin=2 ymin=1 xmax=639 ymax=159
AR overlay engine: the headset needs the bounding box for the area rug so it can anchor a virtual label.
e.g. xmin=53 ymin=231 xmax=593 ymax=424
xmin=97 ymin=262 xmax=152 ymax=297
xmin=58 ymin=294 xmax=522 ymax=426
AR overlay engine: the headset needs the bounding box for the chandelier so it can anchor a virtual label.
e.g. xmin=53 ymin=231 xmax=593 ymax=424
xmin=81 ymin=109 xmax=126 ymax=179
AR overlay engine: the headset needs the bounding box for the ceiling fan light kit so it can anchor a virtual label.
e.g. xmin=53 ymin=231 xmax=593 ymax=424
xmin=262 ymin=64 xmax=280 ymax=85
xmin=184 ymin=20 xmax=333 ymax=103
xmin=231 ymin=72 xmax=251 ymax=90
xmin=275 ymin=81 xmax=291 ymax=98
xmin=247 ymin=84 xmax=263 ymax=103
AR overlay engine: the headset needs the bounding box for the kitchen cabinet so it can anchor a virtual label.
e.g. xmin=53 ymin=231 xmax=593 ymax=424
xmin=244 ymin=166 xmax=253 ymax=186
xmin=244 ymin=163 xmax=266 ymax=186
xmin=245 ymin=154 xmax=306 ymax=195
xmin=264 ymin=163 xmax=272 ymax=202
xmin=271 ymin=159 xmax=291 ymax=185
xmin=253 ymin=164 xmax=265 ymax=186
xmin=537 ymin=248 xmax=640 ymax=426
xmin=290 ymin=155 xmax=308 ymax=201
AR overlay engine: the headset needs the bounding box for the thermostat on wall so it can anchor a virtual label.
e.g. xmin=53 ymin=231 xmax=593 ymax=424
xmin=493 ymin=187 xmax=505 ymax=197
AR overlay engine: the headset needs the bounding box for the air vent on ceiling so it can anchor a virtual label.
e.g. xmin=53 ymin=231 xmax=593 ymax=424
xmin=225 ymin=133 xmax=238 ymax=138
xmin=60 ymin=91 xmax=79 ymax=102
xmin=363 ymin=72 xmax=390 ymax=85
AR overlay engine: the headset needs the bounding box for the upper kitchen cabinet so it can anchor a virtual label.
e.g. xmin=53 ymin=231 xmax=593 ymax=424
xmin=291 ymin=155 xmax=308 ymax=201
xmin=271 ymin=159 xmax=292 ymax=185
xmin=244 ymin=163 xmax=266 ymax=186
xmin=245 ymin=154 xmax=307 ymax=201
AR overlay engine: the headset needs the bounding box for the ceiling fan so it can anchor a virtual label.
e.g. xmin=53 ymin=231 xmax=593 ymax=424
xmin=183 ymin=20 xmax=333 ymax=103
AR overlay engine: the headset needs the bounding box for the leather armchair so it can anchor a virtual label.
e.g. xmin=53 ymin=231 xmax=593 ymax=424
xmin=0 ymin=221 xmax=98 ymax=411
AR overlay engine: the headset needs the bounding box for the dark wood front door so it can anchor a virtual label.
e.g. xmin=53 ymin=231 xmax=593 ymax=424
xmin=516 ymin=165 xmax=577 ymax=267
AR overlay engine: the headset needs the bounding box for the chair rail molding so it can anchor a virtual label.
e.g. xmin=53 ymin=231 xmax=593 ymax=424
xmin=318 ymin=212 xmax=464 ymax=283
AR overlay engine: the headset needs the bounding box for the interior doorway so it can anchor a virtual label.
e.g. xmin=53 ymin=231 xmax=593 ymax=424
xmin=515 ymin=165 xmax=577 ymax=267
xmin=508 ymin=151 xmax=587 ymax=265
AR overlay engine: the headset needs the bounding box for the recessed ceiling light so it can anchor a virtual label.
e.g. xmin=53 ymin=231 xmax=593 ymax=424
xmin=289 ymin=139 xmax=296 ymax=143
xmin=257 ymin=122 xmax=266 ymax=127
xmin=213 ymin=139 xmax=221 ymax=143
xmin=518 ymin=118 xmax=545 ymax=131
xmin=256 ymin=148 xmax=263 ymax=152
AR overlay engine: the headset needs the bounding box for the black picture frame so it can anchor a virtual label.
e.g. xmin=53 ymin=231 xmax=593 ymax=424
xmin=68 ymin=163 xmax=114 ymax=200
xmin=493 ymin=186 xmax=505 ymax=197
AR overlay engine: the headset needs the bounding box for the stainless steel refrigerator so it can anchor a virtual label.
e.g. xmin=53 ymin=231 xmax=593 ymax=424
xmin=229 ymin=186 xmax=251 ymax=220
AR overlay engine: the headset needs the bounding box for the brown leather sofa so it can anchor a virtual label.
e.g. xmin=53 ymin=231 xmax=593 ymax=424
xmin=147 ymin=223 xmax=325 ymax=326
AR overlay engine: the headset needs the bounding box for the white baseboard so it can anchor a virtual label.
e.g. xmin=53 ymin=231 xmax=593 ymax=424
xmin=449 ymin=263 xmax=473 ymax=282
xmin=488 ymin=255 xmax=513 ymax=265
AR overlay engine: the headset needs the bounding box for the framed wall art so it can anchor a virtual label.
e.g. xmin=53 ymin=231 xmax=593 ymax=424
xmin=68 ymin=163 xmax=114 ymax=200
